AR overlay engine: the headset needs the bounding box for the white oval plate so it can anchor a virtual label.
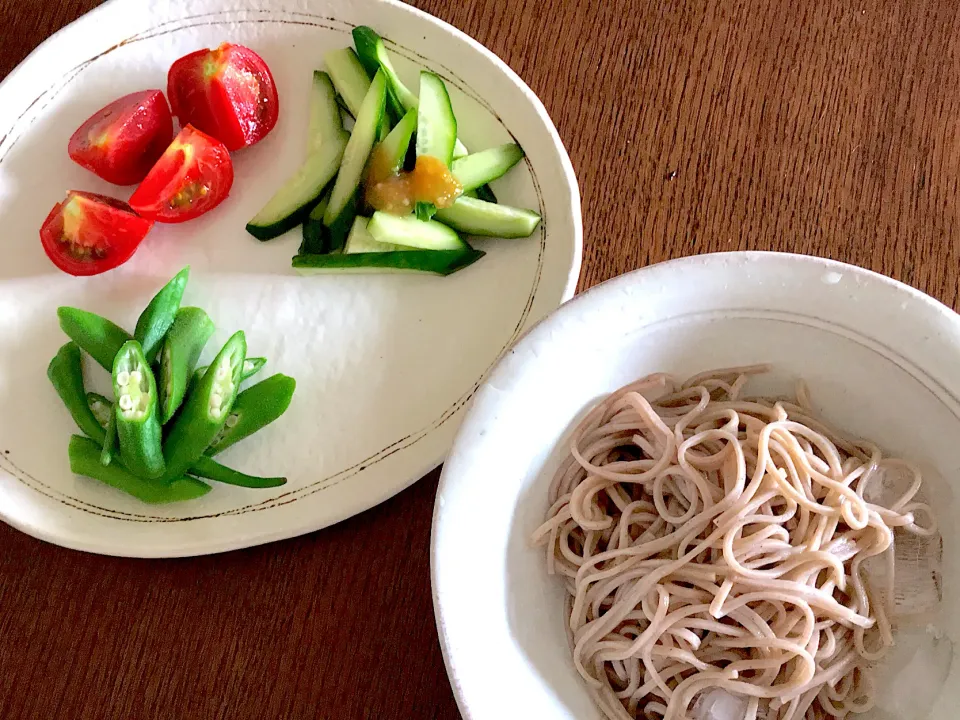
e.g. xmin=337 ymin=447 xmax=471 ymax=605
xmin=432 ymin=252 xmax=960 ymax=720
xmin=0 ymin=0 xmax=581 ymax=557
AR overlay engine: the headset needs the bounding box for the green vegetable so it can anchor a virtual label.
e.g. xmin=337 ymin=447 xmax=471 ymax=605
xmin=47 ymin=342 xmax=105 ymax=444
xmin=451 ymin=144 xmax=523 ymax=192
xmin=134 ymin=266 xmax=189 ymax=360
xmin=376 ymin=109 xmax=417 ymax=177
xmin=193 ymin=356 xmax=266 ymax=389
xmin=159 ymin=307 xmax=215 ymax=423
xmin=434 ymin=196 xmax=541 ymax=238
xmin=189 ymin=455 xmax=286 ymax=488
xmin=112 ymin=341 xmax=165 ymax=480
xmin=162 ymin=331 xmax=246 ymax=481
xmin=325 ymin=47 xmax=374 ymax=118
xmin=367 ymin=211 xmax=468 ymax=250
xmin=343 ymin=217 xmax=410 ymax=253
xmin=207 ymin=374 xmax=297 ymax=455
xmin=414 ymin=71 xmax=458 ymax=222
xmin=69 ymin=435 xmax=210 ymax=504
xmin=86 ymin=393 xmax=113 ymax=428
xmin=324 ymin=70 xmax=387 ymax=248
xmin=292 ymin=249 xmax=485 ymax=276
xmin=101 ymin=412 xmax=117 ymax=466
xmin=300 ymin=194 xmax=331 ymax=255
xmin=474 ymin=184 xmax=498 ymax=204
xmin=240 ymin=357 xmax=268 ymax=382
xmin=246 ymin=73 xmax=348 ymax=241
xmin=57 ymin=307 xmax=132 ymax=371
xmin=352 ymin=26 xmax=417 ymax=120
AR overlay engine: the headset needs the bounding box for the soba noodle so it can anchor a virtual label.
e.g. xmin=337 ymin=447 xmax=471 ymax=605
xmin=532 ymin=366 xmax=939 ymax=720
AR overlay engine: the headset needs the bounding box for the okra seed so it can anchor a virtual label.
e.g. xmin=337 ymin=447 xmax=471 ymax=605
xmin=225 ymin=414 xmax=239 ymax=428
xmin=117 ymin=371 xmax=130 ymax=386
xmin=119 ymin=395 xmax=135 ymax=411
xmin=129 ymin=370 xmax=142 ymax=384
xmin=210 ymin=393 xmax=223 ymax=409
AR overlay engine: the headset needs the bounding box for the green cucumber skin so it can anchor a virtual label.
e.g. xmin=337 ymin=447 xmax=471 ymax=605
xmin=367 ymin=212 xmax=467 ymax=251
xmin=434 ymin=197 xmax=541 ymax=238
xmin=247 ymin=72 xmax=347 ymax=241
xmin=343 ymin=216 xmax=412 ymax=254
xmin=352 ymin=26 xmax=417 ymax=120
xmin=451 ymin=144 xmax=524 ymax=192
xmin=293 ymin=249 xmax=485 ymax=276
xmin=324 ymin=71 xmax=387 ymax=230
xmin=299 ymin=194 xmax=331 ymax=255
xmin=247 ymin=192 xmax=329 ymax=242
xmin=475 ymin=184 xmax=498 ymax=204
xmin=416 ymin=72 xmax=457 ymax=167
xmin=377 ymin=109 xmax=418 ymax=175
xmin=325 ymin=48 xmax=371 ymax=118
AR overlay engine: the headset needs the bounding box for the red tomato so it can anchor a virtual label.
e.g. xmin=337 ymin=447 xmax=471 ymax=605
xmin=67 ymin=90 xmax=173 ymax=185
xmin=129 ymin=124 xmax=234 ymax=223
xmin=167 ymin=43 xmax=279 ymax=151
xmin=40 ymin=191 xmax=153 ymax=276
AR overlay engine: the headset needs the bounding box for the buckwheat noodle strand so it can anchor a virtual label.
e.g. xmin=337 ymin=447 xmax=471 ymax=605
xmin=532 ymin=366 xmax=938 ymax=720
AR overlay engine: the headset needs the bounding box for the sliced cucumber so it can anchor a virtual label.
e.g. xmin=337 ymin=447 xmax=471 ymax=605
xmin=368 ymin=212 xmax=467 ymax=250
xmin=452 ymin=144 xmax=523 ymax=192
xmin=353 ymin=26 xmax=418 ymax=119
xmin=246 ymin=72 xmax=348 ymax=241
xmin=413 ymin=72 xmax=457 ymax=222
xmin=434 ymin=197 xmax=541 ymax=238
xmin=344 ymin=217 xmax=411 ymax=253
xmin=300 ymin=194 xmax=331 ymax=254
xmin=325 ymin=48 xmax=371 ymax=118
xmin=323 ymin=70 xmax=387 ymax=246
xmin=416 ymin=72 xmax=457 ymax=167
xmin=374 ymin=109 xmax=417 ymax=176
xmin=474 ymin=184 xmax=498 ymax=204
xmin=293 ymin=248 xmax=485 ymax=276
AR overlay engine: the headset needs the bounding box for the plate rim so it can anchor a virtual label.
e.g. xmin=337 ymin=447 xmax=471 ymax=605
xmin=430 ymin=250 xmax=960 ymax=720
xmin=0 ymin=0 xmax=583 ymax=557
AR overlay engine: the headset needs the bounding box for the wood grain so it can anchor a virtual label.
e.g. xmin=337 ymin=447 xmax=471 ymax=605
xmin=2 ymin=0 xmax=959 ymax=718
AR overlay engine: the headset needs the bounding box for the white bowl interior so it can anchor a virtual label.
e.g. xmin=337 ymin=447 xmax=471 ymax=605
xmin=433 ymin=252 xmax=960 ymax=720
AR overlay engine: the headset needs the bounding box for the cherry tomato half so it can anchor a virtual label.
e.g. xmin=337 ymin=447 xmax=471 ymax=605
xmin=129 ymin=124 xmax=234 ymax=223
xmin=67 ymin=90 xmax=174 ymax=185
xmin=167 ymin=43 xmax=279 ymax=151
xmin=40 ymin=191 xmax=153 ymax=276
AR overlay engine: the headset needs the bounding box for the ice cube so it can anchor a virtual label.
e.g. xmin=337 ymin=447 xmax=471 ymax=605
xmin=691 ymin=688 xmax=749 ymax=720
xmin=873 ymin=625 xmax=954 ymax=719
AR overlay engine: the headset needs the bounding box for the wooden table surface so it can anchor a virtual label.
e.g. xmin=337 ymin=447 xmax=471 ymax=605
xmin=2 ymin=0 xmax=958 ymax=718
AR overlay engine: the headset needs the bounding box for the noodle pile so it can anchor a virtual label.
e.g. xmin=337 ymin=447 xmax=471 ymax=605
xmin=532 ymin=366 xmax=939 ymax=720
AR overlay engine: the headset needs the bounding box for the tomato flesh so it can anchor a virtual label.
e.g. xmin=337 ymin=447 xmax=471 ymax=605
xmin=40 ymin=191 xmax=153 ymax=276
xmin=129 ymin=124 xmax=234 ymax=223
xmin=67 ymin=90 xmax=173 ymax=185
xmin=167 ymin=43 xmax=279 ymax=151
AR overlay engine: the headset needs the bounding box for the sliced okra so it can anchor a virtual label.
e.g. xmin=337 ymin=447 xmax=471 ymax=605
xmin=112 ymin=341 xmax=165 ymax=479
xmin=159 ymin=306 xmax=215 ymax=423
